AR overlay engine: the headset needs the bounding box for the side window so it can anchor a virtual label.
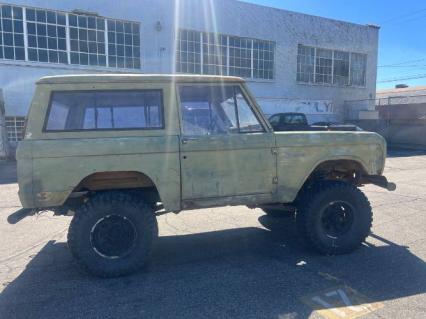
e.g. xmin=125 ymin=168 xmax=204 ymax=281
xmin=179 ymin=85 xmax=264 ymax=136
xmin=293 ymin=114 xmax=306 ymax=124
xmin=45 ymin=90 xmax=164 ymax=131
xmin=179 ymin=86 xmax=238 ymax=136
xmin=269 ymin=115 xmax=280 ymax=126
xmin=234 ymin=87 xmax=263 ymax=133
xmin=283 ymin=114 xmax=305 ymax=124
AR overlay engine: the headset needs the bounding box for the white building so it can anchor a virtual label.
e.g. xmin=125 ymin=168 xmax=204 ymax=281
xmin=377 ymin=86 xmax=426 ymax=105
xmin=0 ymin=0 xmax=379 ymax=153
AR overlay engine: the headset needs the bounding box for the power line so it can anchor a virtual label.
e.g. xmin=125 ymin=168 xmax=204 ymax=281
xmin=378 ymin=58 xmax=426 ymax=67
xmin=380 ymin=8 xmax=426 ymax=24
xmin=378 ymin=65 xmax=426 ymax=68
xmin=383 ymin=12 xmax=426 ymax=27
xmin=378 ymin=74 xmax=426 ymax=83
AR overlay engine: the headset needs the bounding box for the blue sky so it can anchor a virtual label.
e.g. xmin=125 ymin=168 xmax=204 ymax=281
xmin=246 ymin=0 xmax=426 ymax=89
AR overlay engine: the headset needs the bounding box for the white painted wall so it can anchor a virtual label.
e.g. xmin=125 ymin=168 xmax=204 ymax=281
xmin=0 ymin=0 xmax=379 ymax=120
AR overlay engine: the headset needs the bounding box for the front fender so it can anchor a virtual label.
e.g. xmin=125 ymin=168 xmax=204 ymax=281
xmin=274 ymin=131 xmax=386 ymax=203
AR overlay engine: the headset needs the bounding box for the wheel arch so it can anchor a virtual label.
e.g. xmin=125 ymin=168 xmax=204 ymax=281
xmin=296 ymin=158 xmax=370 ymax=199
xmin=74 ymin=171 xmax=158 ymax=192
xmin=67 ymin=171 xmax=163 ymax=208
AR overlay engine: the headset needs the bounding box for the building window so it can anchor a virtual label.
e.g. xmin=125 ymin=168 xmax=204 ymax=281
xmin=253 ymin=39 xmax=274 ymax=80
xmin=351 ymin=53 xmax=367 ymax=87
xmin=0 ymin=4 xmax=25 ymax=61
xmin=176 ymin=29 xmax=201 ymax=74
xmin=5 ymin=116 xmax=25 ymax=142
xmin=315 ymin=48 xmax=333 ymax=85
xmin=45 ymin=90 xmax=164 ymax=131
xmin=297 ymin=44 xmax=367 ymax=87
xmin=69 ymin=14 xmax=106 ymax=66
xmin=176 ymin=29 xmax=275 ymax=80
xmin=26 ymin=8 xmax=67 ymax=64
xmin=202 ymin=32 xmax=227 ymax=75
xmin=0 ymin=4 xmax=141 ymax=69
xmin=297 ymin=45 xmax=315 ymax=83
xmin=229 ymin=36 xmax=252 ymax=78
xmin=333 ymin=51 xmax=350 ymax=86
xmin=107 ymin=20 xmax=140 ymax=69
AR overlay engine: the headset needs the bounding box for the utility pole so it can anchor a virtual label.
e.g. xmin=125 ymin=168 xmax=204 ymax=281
xmin=0 ymin=89 xmax=9 ymax=159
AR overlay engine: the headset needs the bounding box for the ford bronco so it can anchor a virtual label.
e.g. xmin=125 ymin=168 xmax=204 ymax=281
xmin=17 ymin=74 xmax=395 ymax=277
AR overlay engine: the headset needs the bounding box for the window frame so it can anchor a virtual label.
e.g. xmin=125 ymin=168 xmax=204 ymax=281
xmin=333 ymin=50 xmax=350 ymax=86
xmin=43 ymin=89 xmax=165 ymax=133
xmin=176 ymin=29 xmax=276 ymax=81
xmin=0 ymin=4 xmax=141 ymax=70
xmin=176 ymin=83 xmax=266 ymax=137
xmin=315 ymin=48 xmax=333 ymax=85
xmin=297 ymin=44 xmax=367 ymax=88
xmin=0 ymin=4 xmax=25 ymax=61
xmin=68 ymin=13 xmax=107 ymax=67
xmin=25 ymin=7 xmax=68 ymax=64
xmin=232 ymin=86 xmax=266 ymax=133
xmin=350 ymin=52 xmax=367 ymax=87
xmin=5 ymin=116 xmax=26 ymax=142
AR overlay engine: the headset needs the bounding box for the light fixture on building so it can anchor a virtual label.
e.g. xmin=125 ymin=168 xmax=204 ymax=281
xmin=155 ymin=21 xmax=162 ymax=32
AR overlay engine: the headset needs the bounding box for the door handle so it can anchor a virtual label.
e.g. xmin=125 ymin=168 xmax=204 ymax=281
xmin=181 ymin=137 xmax=199 ymax=144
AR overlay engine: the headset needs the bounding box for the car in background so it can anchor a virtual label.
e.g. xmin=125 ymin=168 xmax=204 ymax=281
xmin=268 ymin=112 xmax=359 ymax=132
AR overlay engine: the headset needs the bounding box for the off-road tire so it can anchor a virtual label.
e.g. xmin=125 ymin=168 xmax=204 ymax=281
xmin=67 ymin=191 xmax=158 ymax=277
xmin=296 ymin=182 xmax=372 ymax=255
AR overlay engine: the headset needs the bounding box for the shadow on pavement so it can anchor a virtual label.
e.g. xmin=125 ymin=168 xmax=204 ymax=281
xmin=0 ymin=215 xmax=425 ymax=319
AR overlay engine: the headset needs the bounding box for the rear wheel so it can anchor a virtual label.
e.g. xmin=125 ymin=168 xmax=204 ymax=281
xmin=297 ymin=182 xmax=372 ymax=255
xmin=67 ymin=191 xmax=158 ymax=277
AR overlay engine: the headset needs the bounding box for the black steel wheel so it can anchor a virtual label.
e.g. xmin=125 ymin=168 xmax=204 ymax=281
xmin=320 ymin=201 xmax=355 ymax=238
xmin=90 ymin=214 xmax=138 ymax=259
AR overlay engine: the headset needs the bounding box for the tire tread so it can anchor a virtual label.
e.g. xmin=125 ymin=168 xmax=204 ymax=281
xmin=297 ymin=181 xmax=372 ymax=255
xmin=67 ymin=191 xmax=157 ymax=278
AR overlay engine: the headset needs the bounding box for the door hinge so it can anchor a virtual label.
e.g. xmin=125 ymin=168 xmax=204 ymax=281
xmin=272 ymin=176 xmax=278 ymax=184
xmin=271 ymin=148 xmax=278 ymax=155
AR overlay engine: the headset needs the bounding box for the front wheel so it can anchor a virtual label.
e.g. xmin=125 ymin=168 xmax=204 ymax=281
xmin=67 ymin=192 xmax=158 ymax=277
xmin=297 ymin=182 xmax=372 ymax=255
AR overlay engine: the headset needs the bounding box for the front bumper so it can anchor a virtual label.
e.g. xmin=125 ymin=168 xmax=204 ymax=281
xmin=361 ymin=175 xmax=396 ymax=191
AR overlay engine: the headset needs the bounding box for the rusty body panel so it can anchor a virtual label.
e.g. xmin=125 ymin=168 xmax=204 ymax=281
xmin=17 ymin=74 xmax=387 ymax=211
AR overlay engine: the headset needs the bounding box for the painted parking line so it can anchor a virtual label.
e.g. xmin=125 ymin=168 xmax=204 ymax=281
xmin=301 ymin=286 xmax=384 ymax=319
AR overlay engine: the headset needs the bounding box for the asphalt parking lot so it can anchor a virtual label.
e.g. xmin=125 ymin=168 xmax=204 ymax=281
xmin=0 ymin=150 xmax=425 ymax=319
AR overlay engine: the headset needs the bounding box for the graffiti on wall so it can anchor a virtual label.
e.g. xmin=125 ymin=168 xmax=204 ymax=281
xmin=257 ymin=98 xmax=334 ymax=116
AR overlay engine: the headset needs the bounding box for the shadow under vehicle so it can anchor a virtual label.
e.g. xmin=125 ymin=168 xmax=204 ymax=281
xmin=0 ymin=214 xmax=424 ymax=318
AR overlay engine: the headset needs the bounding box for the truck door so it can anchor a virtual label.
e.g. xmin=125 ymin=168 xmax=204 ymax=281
xmin=177 ymin=84 xmax=277 ymax=205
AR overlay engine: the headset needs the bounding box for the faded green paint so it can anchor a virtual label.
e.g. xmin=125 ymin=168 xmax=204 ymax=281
xmin=17 ymin=74 xmax=387 ymax=211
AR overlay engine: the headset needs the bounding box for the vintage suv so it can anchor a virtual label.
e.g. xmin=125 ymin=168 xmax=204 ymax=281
xmin=17 ymin=74 xmax=395 ymax=277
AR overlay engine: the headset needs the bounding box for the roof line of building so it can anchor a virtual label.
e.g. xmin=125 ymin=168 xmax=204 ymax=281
xmin=235 ymin=0 xmax=380 ymax=30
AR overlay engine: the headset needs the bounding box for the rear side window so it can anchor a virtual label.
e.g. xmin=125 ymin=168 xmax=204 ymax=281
xmin=45 ymin=90 xmax=164 ymax=131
